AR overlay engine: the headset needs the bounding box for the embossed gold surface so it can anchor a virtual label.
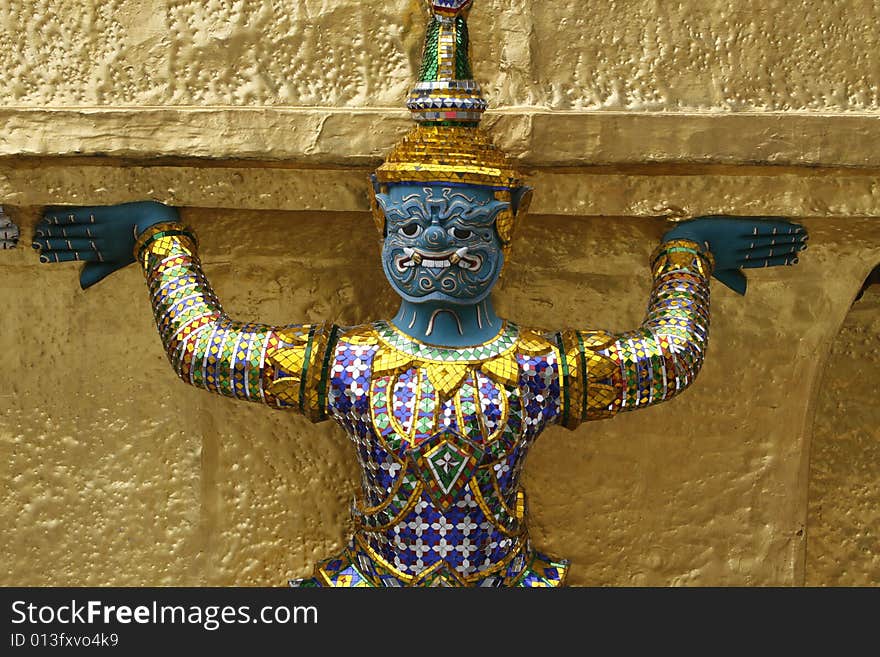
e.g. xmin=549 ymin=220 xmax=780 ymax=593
xmin=1 ymin=0 xmax=879 ymax=586
xmin=1 ymin=0 xmax=877 ymax=111
xmin=806 ymin=287 xmax=880 ymax=586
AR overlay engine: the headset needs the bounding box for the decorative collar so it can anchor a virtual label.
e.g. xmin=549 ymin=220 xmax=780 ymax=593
xmin=343 ymin=320 xmax=555 ymax=400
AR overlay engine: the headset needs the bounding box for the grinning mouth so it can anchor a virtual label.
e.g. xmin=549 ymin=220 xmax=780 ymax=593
xmin=395 ymin=247 xmax=482 ymax=272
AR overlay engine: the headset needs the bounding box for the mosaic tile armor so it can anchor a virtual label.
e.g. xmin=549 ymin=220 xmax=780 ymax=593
xmin=134 ymin=223 xmax=713 ymax=587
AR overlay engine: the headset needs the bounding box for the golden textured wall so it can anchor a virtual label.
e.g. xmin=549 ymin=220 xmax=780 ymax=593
xmin=806 ymin=286 xmax=880 ymax=586
xmin=2 ymin=0 xmax=878 ymax=110
xmin=1 ymin=0 xmax=879 ymax=586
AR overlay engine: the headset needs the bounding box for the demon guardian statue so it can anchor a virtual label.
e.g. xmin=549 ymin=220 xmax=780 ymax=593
xmin=32 ymin=0 xmax=807 ymax=587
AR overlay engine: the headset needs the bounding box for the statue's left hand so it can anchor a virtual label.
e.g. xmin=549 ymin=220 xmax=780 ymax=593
xmin=663 ymin=216 xmax=808 ymax=296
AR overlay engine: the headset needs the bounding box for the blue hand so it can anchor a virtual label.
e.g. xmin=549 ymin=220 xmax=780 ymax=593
xmin=663 ymin=216 xmax=808 ymax=296
xmin=33 ymin=201 xmax=179 ymax=289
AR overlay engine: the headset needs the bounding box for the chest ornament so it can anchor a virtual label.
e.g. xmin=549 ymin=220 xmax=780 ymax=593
xmin=409 ymin=429 xmax=485 ymax=510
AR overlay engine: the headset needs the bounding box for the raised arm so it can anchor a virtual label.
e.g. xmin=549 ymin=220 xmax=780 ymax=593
xmin=555 ymin=216 xmax=807 ymax=429
xmin=33 ymin=202 xmax=336 ymax=422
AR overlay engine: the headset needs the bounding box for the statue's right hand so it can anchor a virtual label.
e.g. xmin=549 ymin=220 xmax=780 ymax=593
xmin=33 ymin=201 xmax=179 ymax=289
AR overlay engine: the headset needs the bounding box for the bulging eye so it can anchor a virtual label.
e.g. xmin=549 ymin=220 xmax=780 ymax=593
xmin=451 ymin=227 xmax=473 ymax=240
xmin=400 ymin=224 xmax=422 ymax=237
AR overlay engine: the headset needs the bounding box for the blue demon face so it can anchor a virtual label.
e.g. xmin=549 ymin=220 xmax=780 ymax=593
xmin=375 ymin=184 xmax=508 ymax=305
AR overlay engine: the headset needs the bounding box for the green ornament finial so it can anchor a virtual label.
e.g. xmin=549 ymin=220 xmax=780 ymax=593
xmin=407 ymin=0 xmax=486 ymax=125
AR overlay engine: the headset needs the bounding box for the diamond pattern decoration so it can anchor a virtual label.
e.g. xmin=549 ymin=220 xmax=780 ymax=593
xmin=408 ymin=430 xmax=484 ymax=510
xmin=426 ymin=442 xmax=467 ymax=493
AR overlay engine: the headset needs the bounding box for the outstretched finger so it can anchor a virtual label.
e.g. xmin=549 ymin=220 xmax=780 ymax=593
xmin=739 ymin=243 xmax=807 ymax=263
xmin=32 ymin=237 xmax=103 ymax=252
xmin=38 ymin=250 xmax=104 ymax=264
xmin=740 ymin=254 xmax=801 ymax=269
xmin=42 ymin=207 xmax=102 ymax=226
xmin=33 ymin=223 xmax=101 ymax=239
xmin=742 ymin=222 xmax=806 ymax=239
xmin=738 ymin=234 xmax=808 ymax=251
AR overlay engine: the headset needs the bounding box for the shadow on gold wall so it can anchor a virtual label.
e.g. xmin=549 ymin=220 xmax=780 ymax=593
xmin=806 ymin=278 xmax=880 ymax=585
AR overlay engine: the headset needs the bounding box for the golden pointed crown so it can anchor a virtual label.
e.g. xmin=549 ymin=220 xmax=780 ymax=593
xmin=373 ymin=1 xmax=528 ymax=249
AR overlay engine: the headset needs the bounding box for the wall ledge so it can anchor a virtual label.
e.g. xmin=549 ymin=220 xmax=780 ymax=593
xmin=1 ymin=108 xmax=879 ymax=168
